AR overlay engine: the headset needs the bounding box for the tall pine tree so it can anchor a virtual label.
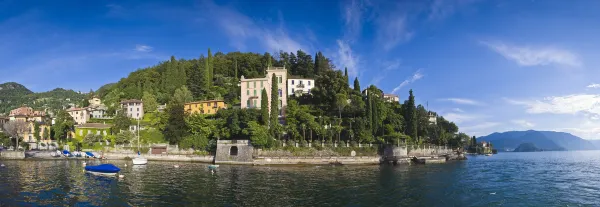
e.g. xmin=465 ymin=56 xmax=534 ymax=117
xmin=269 ymin=74 xmax=279 ymax=138
xmin=405 ymin=89 xmax=418 ymax=143
xmin=261 ymin=88 xmax=269 ymax=125
xmin=207 ymin=48 xmax=213 ymax=87
xmin=344 ymin=67 xmax=349 ymax=83
xmin=187 ymin=57 xmax=206 ymax=99
xmin=354 ymin=77 xmax=361 ymax=93
xmin=204 ymin=52 xmax=211 ymax=89
xmin=314 ymin=52 xmax=320 ymax=75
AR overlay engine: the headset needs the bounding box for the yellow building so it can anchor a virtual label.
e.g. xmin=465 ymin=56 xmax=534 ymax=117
xmin=184 ymin=100 xmax=227 ymax=115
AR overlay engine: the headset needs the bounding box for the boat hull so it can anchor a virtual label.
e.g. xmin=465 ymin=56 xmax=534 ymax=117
xmin=85 ymin=164 xmax=121 ymax=174
xmin=132 ymin=157 xmax=148 ymax=165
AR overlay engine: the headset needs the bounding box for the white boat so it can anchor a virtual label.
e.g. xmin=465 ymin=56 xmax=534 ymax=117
xmin=132 ymin=157 xmax=148 ymax=165
xmin=132 ymin=119 xmax=148 ymax=165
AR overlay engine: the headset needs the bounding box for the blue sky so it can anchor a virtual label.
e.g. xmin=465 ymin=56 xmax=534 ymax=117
xmin=2 ymin=0 xmax=600 ymax=139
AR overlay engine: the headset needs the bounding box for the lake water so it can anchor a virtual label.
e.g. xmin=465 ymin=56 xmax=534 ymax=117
xmin=1 ymin=151 xmax=600 ymax=206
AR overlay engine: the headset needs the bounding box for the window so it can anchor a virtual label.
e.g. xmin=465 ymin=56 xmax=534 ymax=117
xmin=208 ymin=102 xmax=211 ymax=106
xmin=279 ymin=100 xmax=282 ymax=108
xmin=278 ymin=89 xmax=282 ymax=96
xmin=300 ymin=80 xmax=303 ymax=85
xmin=247 ymin=100 xmax=251 ymax=107
xmin=253 ymin=100 xmax=257 ymax=107
xmin=292 ymin=80 xmax=294 ymax=84
xmin=137 ymin=108 xmax=139 ymax=111
xmin=308 ymin=81 xmax=311 ymax=86
xmin=254 ymin=90 xmax=257 ymax=96
xmin=137 ymin=113 xmax=139 ymax=117
xmin=291 ymin=89 xmax=294 ymax=93
xmin=278 ymin=76 xmax=282 ymax=83
xmin=261 ymin=81 xmax=264 ymax=88
xmin=308 ymin=89 xmax=311 ymax=93
xmin=254 ymin=82 xmax=256 ymax=88
xmin=230 ymin=146 xmax=238 ymax=156
xmin=130 ymin=108 xmax=132 ymax=112
xmin=247 ymin=90 xmax=249 ymax=95
xmin=247 ymin=82 xmax=249 ymax=88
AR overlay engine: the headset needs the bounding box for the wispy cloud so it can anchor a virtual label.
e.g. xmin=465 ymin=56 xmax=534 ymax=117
xmin=481 ymin=41 xmax=582 ymax=67
xmin=452 ymin=108 xmax=464 ymax=113
xmin=587 ymin=84 xmax=600 ymax=88
xmin=201 ymin=1 xmax=308 ymax=53
xmin=391 ymin=69 xmax=424 ymax=94
xmin=512 ymin=119 xmax=535 ymax=128
xmin=370 ymin=59 xmax=401 ymax=85
xmin=342 ymin=0 xmax=365 ymax=42
xmin=135 ymin=44 xmax=153 ymax=52
xmin=443 ymin=112 xmax=480 ymax=124
xmin=506 ymin=94 xmax=600 ymax=116
xmin=377 ymin=14 xmax=414 ymax=51
xmin=428 ymin=0 xmax=479 ymax=20
xmin=333 ymin=40 xmax=360 ymax=77
xmin=439 ymin=98 xmax=483 ymax=106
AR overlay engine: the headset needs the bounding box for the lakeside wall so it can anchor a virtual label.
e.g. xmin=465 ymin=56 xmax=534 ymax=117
xmin=0 ymin=151 xmax=25 ymax=159
xmin=103 ymin=152 xmax=214 ymax=163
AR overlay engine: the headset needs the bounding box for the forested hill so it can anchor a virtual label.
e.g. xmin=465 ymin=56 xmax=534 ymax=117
xmin=0 ymin=82 xmax=86 ymax=115
xmin=96 ymin=49 xmax=470 ymax=146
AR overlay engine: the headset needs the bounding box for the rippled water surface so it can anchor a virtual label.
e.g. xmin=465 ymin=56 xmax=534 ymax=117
xmin=2 ymin=151 xmax=600 ymax=206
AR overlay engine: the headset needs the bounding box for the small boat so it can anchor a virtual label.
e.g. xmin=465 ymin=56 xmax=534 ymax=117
xmin=85 ymin=152 xmax=97 ymax=158
xmin=208 ymin=165 xmax=219 ymax=170
xmin=132 ymin=157 xmax=148 ymax=165
xmin=85 ymin=164 xmax=121 ymax=176
xmin=62 ymin=150 xmax=72 ymax=157
xmin=485 ymin=154 xmax=492 ymax=156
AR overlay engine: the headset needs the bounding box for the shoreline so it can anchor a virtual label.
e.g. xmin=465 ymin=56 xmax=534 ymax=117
xmin=1 ymin=150 xmax=462 ymax=165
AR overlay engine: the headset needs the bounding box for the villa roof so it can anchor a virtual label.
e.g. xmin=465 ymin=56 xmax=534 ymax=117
xmin=66 ymin=107 xmax=86 ymax=112
xmin=121 ymin=99 xmax=143 ymax=104
xmin=185 ymin=100 xmax=225 ymax=104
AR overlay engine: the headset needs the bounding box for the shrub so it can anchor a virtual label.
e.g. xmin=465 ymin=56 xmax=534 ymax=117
xmin=339 ymin=141 xmax=346 ymax=148
xmin=350 ymin=141 xmax=358 ymax=147
xmin=325 ymin=139 xmax=333 ymax=148
xmin=286 ymin=140 xmax=296 ymax=147
xmin=40 ymin=143 xmax=47 ymax=147
xmin=300 ymin=139 xmax=308 ymax=147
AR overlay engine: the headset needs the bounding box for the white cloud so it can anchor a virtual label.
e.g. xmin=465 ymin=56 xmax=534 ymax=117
xmin=135 ymin=44 xmax=153 ymax=52
xmin=391 ymin=69 xmax=424 ymax=94
xmin=587 ymin=84 xmax=600 ymax=88
xmin=428 ymin=0 xmax=478 ymax=20
xmin=202 ymin=1 xmax=307 ymax=53
xmin=342 ymin=0 xmax=365 ymax=41
xmin=506 ymin=94 xmax=600 ymax=115
xmin=452 ymin=108 xmax=464 ymax=113
xmin=443 ymin=113 xmax=479 ymax=124
xmin=481 ymin=41 xmax=582 ymax=67
xmin=370 ymin=59 xmax=401 ymax=85
xmin=512 ymin=119 xmax=535 ymax=128
xmin=333 ymin=40 xmax=360 ymax=77
xmin=439 ymin=98 xmax=483 ymax=106
xmin=378 ymin=14 xmax=414 ymax=51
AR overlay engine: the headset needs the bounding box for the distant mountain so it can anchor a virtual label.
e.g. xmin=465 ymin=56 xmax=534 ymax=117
xmin=513 ymin=143 xmax=542 ymax=152
xmin=478 ymin=130 xmax=596 ymax=151
xmin=0 ymin=82 xmax=86 ymax=115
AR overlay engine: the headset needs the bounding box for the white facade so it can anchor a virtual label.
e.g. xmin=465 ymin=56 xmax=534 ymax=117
xmin=287 ymin=78 xmax=315 ymax=96
xmin=383 ymin=94 xmax=399 ymax=103
xmin=121 ymin=100 xmax=144 ymax=119
xmin=67 ymin=108 xmax=89 ymax=125
xmin=240 ymin=67 xmax=287 ymax=117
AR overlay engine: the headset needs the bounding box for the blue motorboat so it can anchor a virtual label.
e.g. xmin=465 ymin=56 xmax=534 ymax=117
xmin=85 ymin=164 xmax=121 ymax=176
xmin=85 ymin=152 xmax=96 ymax=158
xmin=62 ymin=150 xmax=72 ymax=157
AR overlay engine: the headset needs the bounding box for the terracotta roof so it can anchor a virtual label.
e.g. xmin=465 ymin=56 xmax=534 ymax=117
xmin=66 ymin=107 xmax=87 ymax=112
xmin=77 ymin=123 xmax=112 ymax=129
xmin=185 ymin=100 xmax=225 ymax=104
xmin=9 ymin=106 xmax=45 ymax=117
xmin=121 ymin=99 xmax=142 ymax=104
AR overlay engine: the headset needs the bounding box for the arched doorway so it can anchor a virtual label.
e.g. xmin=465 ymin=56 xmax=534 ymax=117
xmin=230 ymin=146 xmax=238 ymax=156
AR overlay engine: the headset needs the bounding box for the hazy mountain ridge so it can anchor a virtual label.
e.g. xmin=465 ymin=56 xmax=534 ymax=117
xmin=479 ymin=130 xmax=596 ymax=151
xmin=0 ymin=82 xmax=86 ymax=115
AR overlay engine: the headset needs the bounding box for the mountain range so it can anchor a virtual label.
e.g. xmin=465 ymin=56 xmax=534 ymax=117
xmin=0 ymin=82 xmax=87 ymax=115
xmin=478 ymin=130 xmax=599 ymax=151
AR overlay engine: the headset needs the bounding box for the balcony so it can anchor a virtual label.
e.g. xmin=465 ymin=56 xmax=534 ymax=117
xmin=296 ymin=84 xmax=305 ymax=88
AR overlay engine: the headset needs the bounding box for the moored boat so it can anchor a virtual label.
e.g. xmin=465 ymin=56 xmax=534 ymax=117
xmin=208 ymin=165 xmax=219 ymax=170
xmin=62 ymin=150 xmax=72 ymax=157
xmin=85 ymin=152 xmax=97 ymax=158
xmin=132 ymin=157 xmax=148 ymax=165
xmin=85 ymin=164 xmax=121 ymax=176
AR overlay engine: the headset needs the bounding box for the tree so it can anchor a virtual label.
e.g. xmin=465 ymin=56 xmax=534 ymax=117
xmin=404 ymin=89 xmax=418 ymax=143
xmin=84 ymin=133 xmax=102 ymax=146
xmin=260 ymin=88 xmax=269 ymax=125
xmin=207 ymin=48 xmax=213 ymax=87
xmin=163 ymin=88 xmax=189 ymax=145
xmin=353 ymin=77 xmax=361 ymax=93
xmin=142 ymin=91 xmax=158 ymax=113
xmin=2 ymin=121 xmax=29 ymax=149
xmin=34 ymin=122 xmax=41 ymax=141
xmin=52 ymin=110 xmax=75 ymax=143
xmin=269 ymin=74 xmax=280 ymax=138
xmin=42 ymin=127 xmax=49 ymax=140
xmin=335 ymin=93 xmax=348 ymax=119
xmin=344 ymin=67 xmax=349 ymax=84
xmin=113 ymin=110 xmax=132 ymax=132
xmin=173 ymin=86 xmax=193 ymax=104
xmin=115 ymin=131 xmax=134 ymax=144
xmin=243 ymin=121 xmax=271 ymax=148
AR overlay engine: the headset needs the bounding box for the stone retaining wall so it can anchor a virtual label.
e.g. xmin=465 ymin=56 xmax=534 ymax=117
xmin=103 ymin=152 xmax=214 ymax=163
xmin=0 ymin=151 xmax=25 ymax=159
xmin=253 ymin=156 xmax=380 ymax=165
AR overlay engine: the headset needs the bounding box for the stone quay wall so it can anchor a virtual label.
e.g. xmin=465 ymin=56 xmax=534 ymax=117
xmin=384 ymin=145 xmax=453 ymax=158
xmin=253 ymin=156 xmax=380 ymax=165
xmin=0 ymin=151 xmax=25 ymax=159
xmin=103 ymin=152 xmax=214 ymax=163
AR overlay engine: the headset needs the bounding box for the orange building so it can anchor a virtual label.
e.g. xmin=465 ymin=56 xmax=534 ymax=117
xmin=184 ymin=100 xmax=227 ymax=115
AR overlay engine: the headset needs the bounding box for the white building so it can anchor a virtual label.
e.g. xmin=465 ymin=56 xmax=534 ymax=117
xmin=287 ymin=78 xmax=315 ymax=96
xmin=66 ymin=107 xmax=90 ymax=125
xmin=383 ymin=94 xmax=399 ymax=103
xmin=121 ymin=99 xmax=144 ymax=119
xmin=240 ymin=66 xmax=287 ymax=116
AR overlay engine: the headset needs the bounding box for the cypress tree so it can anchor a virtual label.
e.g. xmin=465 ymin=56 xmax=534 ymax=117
xmin=234 ymin=59 xmax=238 ymax=79
xmin=366 ymin=93 xmax=372 ymax=131
xmin=269 ymin=74 xmax=279 ymax=138
xmin=207 ymin=48 xmax=213 ymax=87
xmin=261 ymin=88 xmax=269 ymax=125
xmin=354 ymin=77 xmax=361 ymax=94
xmin=204 ymin=52 xmax=210 ymax=89
xmin=344 ymin=67 xmax=349 ymax=83
xmin=406 ymin=89 xmax=418 ymax=143
xmin=314 ymin=52 xmax=320 ymax=75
